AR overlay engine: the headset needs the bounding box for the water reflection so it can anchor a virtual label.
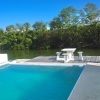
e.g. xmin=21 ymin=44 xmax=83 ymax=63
xmin=0 ymin=49 xmax=100 ymax=60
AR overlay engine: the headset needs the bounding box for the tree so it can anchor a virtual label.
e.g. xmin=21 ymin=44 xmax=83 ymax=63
xmin=16 ymin=23 xmax=24 ymax=32
xmin=0 ymin=28 xmax=4 ymax=49
xmin=0 ymin=28 xmax=4 ymax=34
xmin=6 ymin=25 xmax=16 ymax=32
xmin=23 ymin=22 xmax=30 ymax=32
xmin=32 ymin=21 xmax=47 ymax=31
xmin=84 ymin=3 xmax=100 ymax=24
xmin=59 ymin=6 xmax=78 ymax=28
xmin=78 ymin=9 xmax=86 ymax=25
xmin=49 ymin=17 xmax=63 ymax=30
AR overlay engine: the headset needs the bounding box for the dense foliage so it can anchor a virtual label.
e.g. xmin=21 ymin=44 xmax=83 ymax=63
xmin=0 ymin=3 xmax=100 ymax=50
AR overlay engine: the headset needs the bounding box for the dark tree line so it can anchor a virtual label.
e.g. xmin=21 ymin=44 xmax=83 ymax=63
xmin=0 ymin=3 xmax=100 ymax=50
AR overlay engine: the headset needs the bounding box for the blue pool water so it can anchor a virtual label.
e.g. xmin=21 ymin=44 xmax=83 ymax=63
xmin=0 ymin=65 xmax=84 ymax=100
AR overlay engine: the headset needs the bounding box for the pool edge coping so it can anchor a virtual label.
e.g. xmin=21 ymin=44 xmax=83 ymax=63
xmin=67 ymin=64 xmax=86 ymax=100
xmin=8 ymin=60 xmax=86 ymax=67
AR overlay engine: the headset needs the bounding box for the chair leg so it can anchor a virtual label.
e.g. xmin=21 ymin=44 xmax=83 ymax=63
xmin=56 ymin=52 xmax=64 ymax=61
xmin=78 ymin=52 xmax=83 ymax=61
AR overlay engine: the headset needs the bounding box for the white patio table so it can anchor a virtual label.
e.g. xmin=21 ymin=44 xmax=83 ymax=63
xmin=61 ymin=48 xmax=76 ymax=62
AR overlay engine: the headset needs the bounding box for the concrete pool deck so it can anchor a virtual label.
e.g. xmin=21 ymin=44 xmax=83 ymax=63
xmin=14 ymin=56 xmax=100 ymax=64
xmin=68 ymin=63 xmax=100 ymax=100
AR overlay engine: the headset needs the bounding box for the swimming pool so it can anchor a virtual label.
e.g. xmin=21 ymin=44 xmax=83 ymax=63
xmin=0 ymin=64 xmax=84 ymax=100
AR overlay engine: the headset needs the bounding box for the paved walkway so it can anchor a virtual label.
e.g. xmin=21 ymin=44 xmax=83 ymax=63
xmin=68 ymin=64 xmax=100 ymax=100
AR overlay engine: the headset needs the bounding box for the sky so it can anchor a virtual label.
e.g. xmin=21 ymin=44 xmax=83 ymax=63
xmin=0 ymin=0 xmax=100 ymax=30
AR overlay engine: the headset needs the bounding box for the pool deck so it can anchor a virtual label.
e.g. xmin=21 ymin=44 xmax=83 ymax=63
xmin=25 ymin=56 xmax=100 ymax=63
xmin=68 ymin=64 xmax=100 ymax=100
